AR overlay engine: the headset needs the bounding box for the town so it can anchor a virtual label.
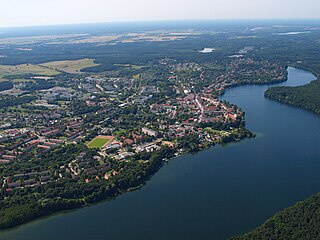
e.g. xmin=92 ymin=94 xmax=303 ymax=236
xmin=0 ymin=47 xmax=288 ymax=231
xmin=0 ymin=56 xmax=286 ymax=191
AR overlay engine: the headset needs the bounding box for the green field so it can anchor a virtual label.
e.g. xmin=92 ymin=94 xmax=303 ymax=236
xmin=87 ymin=136 xmax=113 ymax=149
xmin=0 ymin=64 xmax=60 ymax=81
xmin=40 ymin=58 xmax=99 ymax=74
xmin=88 ymin=138 xmax=108 ymax=148
xmin=0 ymin=58 xmax=99 ymax=81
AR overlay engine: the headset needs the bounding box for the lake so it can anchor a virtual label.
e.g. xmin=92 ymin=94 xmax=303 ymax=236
xmin=199 ymin=48 xmax=215 ymax=53
xmin=1 ymin=67 xmax=319 ymax=240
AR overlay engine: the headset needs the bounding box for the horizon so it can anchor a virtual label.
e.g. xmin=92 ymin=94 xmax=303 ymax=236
xmin=1 ymin=18 xmax=320 ymax=31
xmin=1 ymin=0 xmax=320 ymax=28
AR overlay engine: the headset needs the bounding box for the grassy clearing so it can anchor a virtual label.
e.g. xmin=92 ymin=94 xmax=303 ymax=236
xmin=12 ymin=79 xmax=36 ymax=83
xmin=87 ymin=136 xmax=114 ymax=149
xmin=204 ymin=127 xmax=219 ymax=134
xmin=114 ymin=64 xmax=147 ymax=70
xmin=40 ymin=58 xmax=99 ymax=74
xmin=0 ymin=64 xmax=60 ymax=80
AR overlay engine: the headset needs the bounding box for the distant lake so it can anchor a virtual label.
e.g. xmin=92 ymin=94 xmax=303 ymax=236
xmin=276 ymin=31 xmax=311 ymax=35
xmin=199 ymin=48 xmax=215 ymax=53
xmin=1 ymin=67 xmax=320 ymax=240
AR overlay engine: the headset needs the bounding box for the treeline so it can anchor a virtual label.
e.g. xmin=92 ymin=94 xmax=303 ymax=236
xmin=177 ymin=134 xmax=201 ymax=152
xmin=69 ymin=100 xmax=102 ymax=116
xmin=265 ymin=79 xmax=320 ymax=116
xmin=0 ymin=95 xmax=36 ymax=109
xmin=231 ymin=193 xmax=320 ymax=240
xmin=22 ymin=80 xmax=55 ymax=91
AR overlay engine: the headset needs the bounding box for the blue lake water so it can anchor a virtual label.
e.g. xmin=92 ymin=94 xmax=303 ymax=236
xmin=1 ymin=67 xmax=319 ymax=240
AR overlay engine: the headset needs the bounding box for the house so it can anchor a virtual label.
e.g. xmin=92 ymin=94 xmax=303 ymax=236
xmin=43 ymin=142 xmax=58 ymax=147
xmin=37 ymin=145 xmax=51 ymax=150
xmin=42 ymin=129 xmax=61 ymax=137
xmin=132 ymin=133 xmax=143 ymax=143
xmin=124 ymin=139 xmax=134 ymax=146
xmin=40 ymin=176 xmax=51 ymax=183
xmin=142 ymin=127 xmax=158 ymax=137
xmin=207 ymin=106 xmax=217 ymax=112
xmin=24 ymin=179 xmax=36 ymax=186
xmin=8 ymin=182 xmax=21 ymax=189
xmin=2 ymin=155 xmax=16 ymax=161
xmin=106 ymin=141 xmax=122 ymax=149
xmin=0 ymin=159 xmax=10 ymax=164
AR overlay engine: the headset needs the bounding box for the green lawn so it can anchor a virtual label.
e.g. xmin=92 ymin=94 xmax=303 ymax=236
xmin=40 ymin=58 xmax=99 ymax=74
xmin=0 ymin=64 xmax=60 ymax=81
xmin=88 ymin=138 xmax=109 ymax=149
xmin=87 ymin=136 xmax=114 ymax=149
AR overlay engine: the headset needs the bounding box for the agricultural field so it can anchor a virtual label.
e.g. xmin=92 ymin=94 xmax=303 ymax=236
xmin=0 ymin=34 xmax=88 ymax=45
xmin=87 ymin=135 xmax=114 ymax=149
xmin=40 ymin=58 xmax=99 ymax=74
xmin=0 ymin=64 xmax=60 ymax=81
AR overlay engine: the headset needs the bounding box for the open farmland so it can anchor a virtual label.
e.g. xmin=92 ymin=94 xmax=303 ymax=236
xmin=0 ymin=64 xmax=60 ymax=81
xmin=40 ymin=58 xmax=99 ymax=74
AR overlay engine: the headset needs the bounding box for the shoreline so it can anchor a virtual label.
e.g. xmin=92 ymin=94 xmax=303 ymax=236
xmin=0 ymin=126 xmax=254 ymax=232
xmin=0 ymin=67 xmax=294 ymax=232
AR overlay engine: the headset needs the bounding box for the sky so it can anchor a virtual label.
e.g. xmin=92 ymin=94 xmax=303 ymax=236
xmin=1 ymin=0 xmax=320 ymax=28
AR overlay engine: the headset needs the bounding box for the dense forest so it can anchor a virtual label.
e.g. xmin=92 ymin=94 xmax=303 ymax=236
xmin=0 ymin=81 xmax=13 ymax=92
xmin=231 ymin=193 xmax=320 ymax=240
xmin=265 ymin=79 xmax=320 ymax=116
xmin=0 ymin=95 xmax=36 ymax=109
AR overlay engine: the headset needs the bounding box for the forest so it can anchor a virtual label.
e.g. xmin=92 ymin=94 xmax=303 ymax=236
xmin=0 ymin=95 xmax=36 ymax=109
xmin=265 ymin=79 xmax=320 ymax=116
xmin=231 ymin=193 xmax=320 ymax=240
xmin=0 ymin=81 xmax=13 ymax=92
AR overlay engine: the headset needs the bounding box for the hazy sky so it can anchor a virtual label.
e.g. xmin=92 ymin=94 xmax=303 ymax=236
xmin=1 ymin=0 xmax=320 ymax=28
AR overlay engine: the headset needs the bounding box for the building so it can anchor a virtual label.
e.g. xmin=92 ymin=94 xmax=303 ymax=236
xmin=142 ymin=127 xmax=158 ymax=137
